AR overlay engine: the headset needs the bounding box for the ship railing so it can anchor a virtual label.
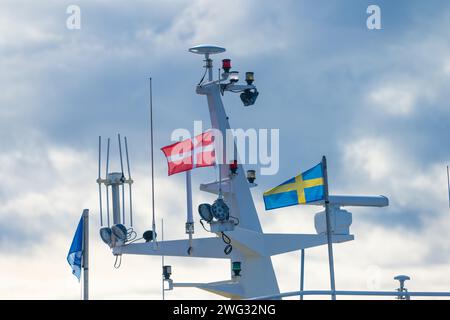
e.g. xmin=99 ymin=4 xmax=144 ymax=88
xmin=248 ymin=290 xmax=450 ymax=300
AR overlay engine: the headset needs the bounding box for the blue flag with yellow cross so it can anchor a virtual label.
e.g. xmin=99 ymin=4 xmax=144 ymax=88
xmin=263 ymin=162 xmax=325 ymax=210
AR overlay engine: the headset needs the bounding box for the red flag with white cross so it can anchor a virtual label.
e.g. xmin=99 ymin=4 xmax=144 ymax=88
xmin=161 ymin=131 xmax=215 ymax=176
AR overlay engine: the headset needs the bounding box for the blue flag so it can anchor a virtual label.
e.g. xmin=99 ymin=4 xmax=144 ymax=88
xmin=263 ymin=162 xmax=325 ymax=210
xmin=67 ymin=215 xmax=83 ymax=281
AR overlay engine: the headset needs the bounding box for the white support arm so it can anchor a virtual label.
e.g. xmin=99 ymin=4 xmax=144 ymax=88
xmin=310 ymin=195 xmax=389 ymax=207
xmin=173 ymin=280 xmax=244 ymax=299
xmin=227 ymin=227 xmax=354 ymax=257
xmin=115 ymin=228 xmax=354 ymax=259
xmin=114 ymin=237 xmax=230 ymax=259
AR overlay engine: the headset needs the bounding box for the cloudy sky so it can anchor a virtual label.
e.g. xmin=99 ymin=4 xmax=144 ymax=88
xmin=1 ymin=0 xmax=450 ymax=299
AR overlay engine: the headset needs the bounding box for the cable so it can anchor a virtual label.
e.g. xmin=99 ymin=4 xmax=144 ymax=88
xmin=126 ymin=229 xmax=137 ymax=242
xmin=221 ymin=232 xmax=231 ymax=244
xmin=224 ymin=245 xmax=232 ymax=255
xmin=221 ymin=232 xmax=233 ymax=255
xmin=199 ymin=218 xmax=234 ymax=255
xmin=114 ymin=255 xmax=122 ymax=269
xmin=230 ymin=215 xmax=240 ymax=226
xmin=199 ymin=219 xmax=211 ymax=233
xmin=197 ymin=66 xmax=208 ymax=86
xmin=124 ymin=237 xmax=143 ymax=246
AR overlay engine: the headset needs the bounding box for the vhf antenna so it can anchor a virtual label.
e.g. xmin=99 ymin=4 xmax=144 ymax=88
xmin=105 ymin=138 xmax=111 ymax=227
xmin=124 ymin=136 xmax=133 ymax=227
xmin=447 ymin=165 xmax=450 ymax=210
xmin=98 ymin=136 xmax=104 ymax=226
xmin=149 ymin=77 xmax=157 ymax=247
xmin=118 ymin=134 xmax=126 ymax=225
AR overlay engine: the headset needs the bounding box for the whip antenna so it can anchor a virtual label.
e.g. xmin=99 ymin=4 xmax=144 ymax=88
xmin=124 ymin=136 xmax=133 ymax=227
xmin=105 ymin=138 xmax=111 ymax=227
xmin=97 ymin=136 xmax=104 ymax=226
xmin=118 ymin=134 xmax=126 ymax=225
xmin=447 ymin=165 xmax=450 ymax=210
xmin=150 ymin=77 xmax=157 ymax=245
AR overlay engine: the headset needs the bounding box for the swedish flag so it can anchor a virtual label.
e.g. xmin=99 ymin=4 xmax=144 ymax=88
xmin=263 ymin=162 xmax=325 ymax=210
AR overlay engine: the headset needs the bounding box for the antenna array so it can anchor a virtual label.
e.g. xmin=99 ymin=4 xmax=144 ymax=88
xmin=97 ymin=134 xmax=135 ymax=248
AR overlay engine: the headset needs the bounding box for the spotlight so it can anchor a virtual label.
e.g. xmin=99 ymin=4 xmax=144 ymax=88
xmin=246 ymin=170 xmax=256 ymax=183
xmin=229 ymin=71 xmax=239 ymax=83
xmin=198 ymin=203 xmax=213 ymax=222
xmin=222 ymin=59 xmax=231 ymax=73
xmin=111 ymin=224 xmax=128 ymax=242
xmin=240 ymin=89 xmax=259 ymax=106
xmin=99 ymin=227 xmax=112 ymax=246
xmin=143 ymin=230 xmax=157 ymax=242
xmin=163 ymin=265 xmax=172 ymax=280
xmin=211 ymin=198 xmax=230 ymax=221
xmin=232 ymin=261 xmax=242 ymax=277
xmin=245 ymin=72 xmax=254 ymax=85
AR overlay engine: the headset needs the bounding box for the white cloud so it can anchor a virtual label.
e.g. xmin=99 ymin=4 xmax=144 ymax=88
xmin=341 ymin=136 xmax=448 ymax=210
xmin=135 ymin=0 xmax=293 ymax=58
xmin=368 ymin=85 xmax=416 ymax=116
xmin=443 ymin=59 xmax=450 ymax=76
xmin=342 ymin=137 xmax=394 ymax=181
xmin=0 ymin=1 xmax=63 ymax=52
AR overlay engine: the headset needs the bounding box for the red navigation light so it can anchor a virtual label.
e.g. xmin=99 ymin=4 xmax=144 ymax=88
xmin=230 ymin=160 xmax=238 ymax=174
xmin=222 ymin=59 xmax=231 ymax=73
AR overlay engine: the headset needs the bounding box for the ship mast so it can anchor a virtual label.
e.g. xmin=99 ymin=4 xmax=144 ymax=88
xmin=103 ymin=44 xmax=389 ymax=300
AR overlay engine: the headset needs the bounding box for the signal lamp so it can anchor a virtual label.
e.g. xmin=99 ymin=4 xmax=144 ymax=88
xmin=232 ymin=261 xmax=242 ymax=277
xmin=230 ymin=160 xmax=238 ymax=174
xmin=222 ymin=59 xmax=231 ymax=73
xmin=246 ymin=170 xmax=256 ymax=183
xmin=245 ymin=72 xmax=254 ymax=85
xmin=229 ymin=71 xmax=239 ymax=83
xmin=163 ymin=265 xmax=172 ymax=280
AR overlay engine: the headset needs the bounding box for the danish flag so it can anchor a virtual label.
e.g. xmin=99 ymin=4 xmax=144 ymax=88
xmin=161 ymin=131 xmax=215 ymax=176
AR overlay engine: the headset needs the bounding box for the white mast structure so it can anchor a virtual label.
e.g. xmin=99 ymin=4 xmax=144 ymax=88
xmin=106 ymin=45 xmax=390 ymax=299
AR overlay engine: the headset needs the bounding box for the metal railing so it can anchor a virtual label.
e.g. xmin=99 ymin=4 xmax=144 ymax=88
xmin=248 ymin=290 xmax=450 ymax=300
